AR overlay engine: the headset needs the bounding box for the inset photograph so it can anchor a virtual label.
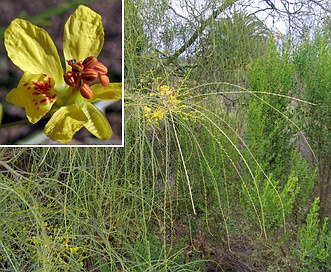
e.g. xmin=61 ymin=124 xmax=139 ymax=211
xmin=0 ymin=0 xmax=123 ymax=146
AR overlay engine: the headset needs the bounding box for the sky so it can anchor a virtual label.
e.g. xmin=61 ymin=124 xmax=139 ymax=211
xmin=168 ymin=0 xmax=310 ymax=34
xmin=147 ymin=0 xmax=328 ymax=56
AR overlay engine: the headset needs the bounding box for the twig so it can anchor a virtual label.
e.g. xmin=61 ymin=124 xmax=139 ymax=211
xmin=164 ymin=0 xmax=236 ymax=65
xmin=0 ymin=160 xmax=29 ymax=181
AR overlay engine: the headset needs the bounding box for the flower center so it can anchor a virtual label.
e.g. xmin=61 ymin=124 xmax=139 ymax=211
xmin=23 ymin=73 xmax=56 ymax=110
xmin=63 ymin=56 xmax=110 ymax=99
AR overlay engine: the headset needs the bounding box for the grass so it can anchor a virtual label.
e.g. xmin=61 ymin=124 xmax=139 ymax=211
xmin=0 ymin=142 xmax=213 ymax=271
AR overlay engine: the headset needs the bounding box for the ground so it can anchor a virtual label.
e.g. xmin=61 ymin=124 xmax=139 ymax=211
xmin=0 ymin=0 xmax=122 ymax=145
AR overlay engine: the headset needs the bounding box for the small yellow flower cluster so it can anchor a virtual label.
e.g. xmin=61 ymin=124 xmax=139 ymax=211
xmin=26 ymin=221 xmax=80 ymax=258
xmin=143 ymin=85 xmax=182 ymax=124
xmin=62 ymin=238 xmax=80 ymax=254
xmin=127 ymin=70 xmax=200 ymax=127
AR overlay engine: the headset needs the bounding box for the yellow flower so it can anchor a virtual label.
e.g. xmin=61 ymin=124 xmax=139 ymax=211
xmin=160 ymin=85 xmax=169 ymax=95
xmin=152 ymin=109 xmax=165 ymax=121
xmin=4 ymin=5 xmax=122 ymax=143
xmin=143 ymin=106 xmax=152 ymax=113
xmin=169 ymin=96 xmax=179 ymax=104
xmin=166 ymin=88 xmax=175 ymax=96
xmin=70 ymin=247 xmax=79 ymax=254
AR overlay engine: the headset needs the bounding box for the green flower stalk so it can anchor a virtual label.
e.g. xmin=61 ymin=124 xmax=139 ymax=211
xmin=4 ymin=5 xmax=122 ymax=143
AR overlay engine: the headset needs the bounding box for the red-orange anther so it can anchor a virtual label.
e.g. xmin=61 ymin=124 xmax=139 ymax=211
xmin=82 ymin=56 xmax=98 ymax=69
xmin=94 ymin=62 xmax=108 ymax=75
xmin=63 ymin=71 xmax=76 ymax=86
xmin=71 ymin=61 xmax=84 ymax=72
xmin=64 ymin=56 xmax=109 ymax=99
xmin=81 ymin=68 xmax=98 ymax=82
xmin=80 ymin=82 xmax=93 ymax=99
xmin=99 ymin=74 xmax=110 ymax=86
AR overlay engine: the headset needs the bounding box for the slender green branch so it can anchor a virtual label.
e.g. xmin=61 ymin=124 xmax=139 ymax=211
xmin=0 ymin=118 xmax=30 ymax=129
xmin=0 ymin=113 xmax=51 ymax=129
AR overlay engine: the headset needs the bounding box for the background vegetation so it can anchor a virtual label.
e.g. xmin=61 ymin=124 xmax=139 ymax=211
xmin=1 ymin=0 xmax=331 ymax=271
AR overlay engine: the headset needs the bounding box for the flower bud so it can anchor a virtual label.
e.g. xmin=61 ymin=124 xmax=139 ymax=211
xmin=80 ymin=82 xmax=93 ymax=99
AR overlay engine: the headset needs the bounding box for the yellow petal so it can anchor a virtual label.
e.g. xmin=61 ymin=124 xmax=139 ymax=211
xmin=44 ymin=105 xmax=87 ymax=143
xmin=63 ymin=5 xmax=104 ymax=65
xmin=153 ymin=109 xmax=165 ymax=121
xmin=143 ymin=106 xmax=152 ymax=113
xmin=81 ymin=103 xmax=112 ymax=140
xmin=6 ymin=72 xmax=57 ymax=124
xmin=4 ymin=19 xmax=63 ymax=85
xmin=90 ymin=83 xmax=122 ymax=102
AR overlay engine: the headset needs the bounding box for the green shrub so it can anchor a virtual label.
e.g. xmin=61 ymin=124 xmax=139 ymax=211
xmin=294 ymin=25 xmax=331 ymax=219
xmin=292 ymin=197 xmax=331 ymax=271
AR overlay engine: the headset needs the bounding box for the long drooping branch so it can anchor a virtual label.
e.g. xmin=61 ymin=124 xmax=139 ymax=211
xmin=164 ymin=0 xmax=237 ymax=65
